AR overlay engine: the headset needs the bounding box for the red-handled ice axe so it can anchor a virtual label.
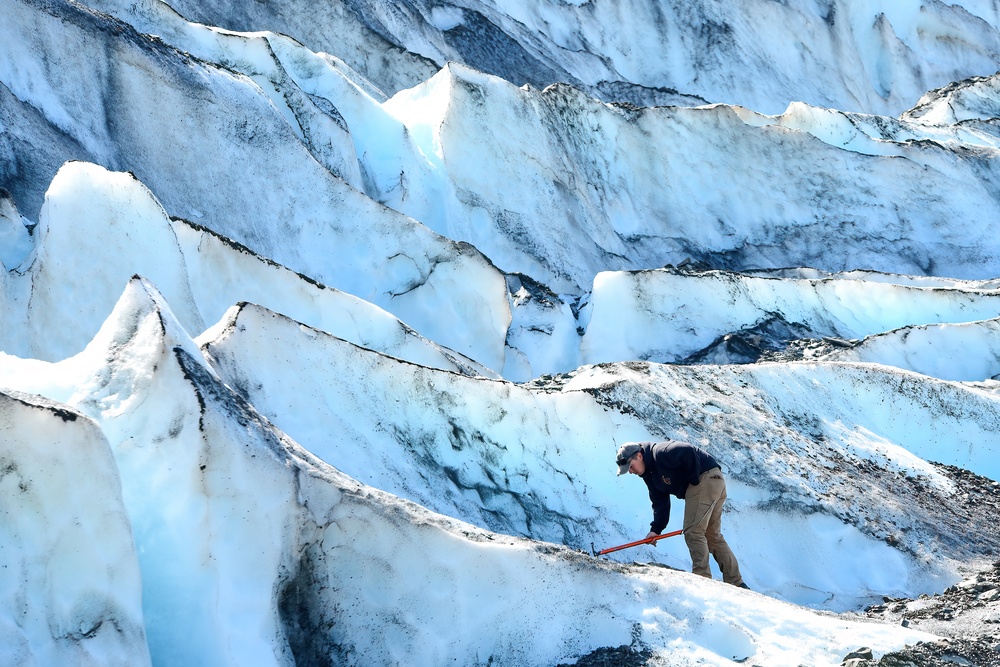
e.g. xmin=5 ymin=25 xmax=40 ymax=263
xmin=591 ymin=528 xmax=684 ymax=556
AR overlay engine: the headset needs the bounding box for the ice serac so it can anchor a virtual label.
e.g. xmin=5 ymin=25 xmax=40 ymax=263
xmin=79 ymin=0 xmax=375 ymax=192
xmin=502 ymin=272 xmax=581 ymax=380
xmin=0 ymin=0 xmax=511 ymax=370
xmin=1 ymin=158 xmax=496 ymax=373
xmin=52 ymin=276 xmax=299 ymax=666
xmin=0 ymin=390 xmax=149 ymax=667
xmin=7 ymin=0 xmax=1000 ymax=310
xmin=104 ymin=0 xmax=1000 ymax=117
xmin=904 ymin=71 xmax=1000 ymax=126
xmin=198 ymin=300 xmax=623 ymax=546
xmin=23 ymin=162 xmax=202 ymax=362
xmin=581 ymin=268 xmax=1000 ymax=366
xmin=381 ymin=64 xmax=1000 ymax=292
xmin=825 ymin=318 xmax=1000 ymax=381
xmin=174 ymin=219 xmax=498 ymax=378
xmin=127 ymin=0 xmax=440 ymax=98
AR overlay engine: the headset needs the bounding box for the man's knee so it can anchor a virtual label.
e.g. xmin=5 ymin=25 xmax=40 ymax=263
xmin=689 ymin=525 xmax=714 ymax=543
xmin=684 ymin=531 xmax=706 ymax=548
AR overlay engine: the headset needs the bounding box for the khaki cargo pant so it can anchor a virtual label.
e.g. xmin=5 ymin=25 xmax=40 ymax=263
xmin=683 ymin=468 xmax=744 ymax=586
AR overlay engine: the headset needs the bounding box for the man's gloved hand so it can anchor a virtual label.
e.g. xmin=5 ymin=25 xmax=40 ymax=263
xmin=646 ymin=531 xmax=660 ymax=546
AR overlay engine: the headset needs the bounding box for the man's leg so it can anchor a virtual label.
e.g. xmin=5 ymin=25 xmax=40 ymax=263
xmin=682 ymin=475 xmax=716 ymax=578
xmin=703 ymin=473 xmax=744 ymax=587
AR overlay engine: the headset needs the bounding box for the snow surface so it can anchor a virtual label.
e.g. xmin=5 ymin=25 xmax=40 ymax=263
xmin=4 ymin=0 xmax=1000 ymax=664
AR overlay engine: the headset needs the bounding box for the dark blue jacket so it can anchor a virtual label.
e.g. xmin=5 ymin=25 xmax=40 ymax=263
xmin=639 ymin=440 xmax=721 ymax=534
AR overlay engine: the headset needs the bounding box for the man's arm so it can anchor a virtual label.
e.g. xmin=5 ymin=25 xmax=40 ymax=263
xmin=648 ymin=486 xmax=671 ymax=534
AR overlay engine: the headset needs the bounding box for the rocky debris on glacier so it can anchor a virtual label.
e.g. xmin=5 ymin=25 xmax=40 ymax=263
xmin=555 ymin=644 xmax=652 ymax=667
xmin=863 ymin=468 xmax=1000 ymax=633
xmin=848 ymin=464 xmax=1000 ymax=666
xmin=857 ymin=561 xmax=1000 ymax=666
xmin=574 ymin=636 xmax=1000 ymax=667
xmin=875 ymin=637 xmax=1000 ymax=667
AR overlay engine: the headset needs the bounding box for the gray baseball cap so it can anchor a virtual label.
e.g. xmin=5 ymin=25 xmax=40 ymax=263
xmin=615 ymin=442 xmax=642 ymax=475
